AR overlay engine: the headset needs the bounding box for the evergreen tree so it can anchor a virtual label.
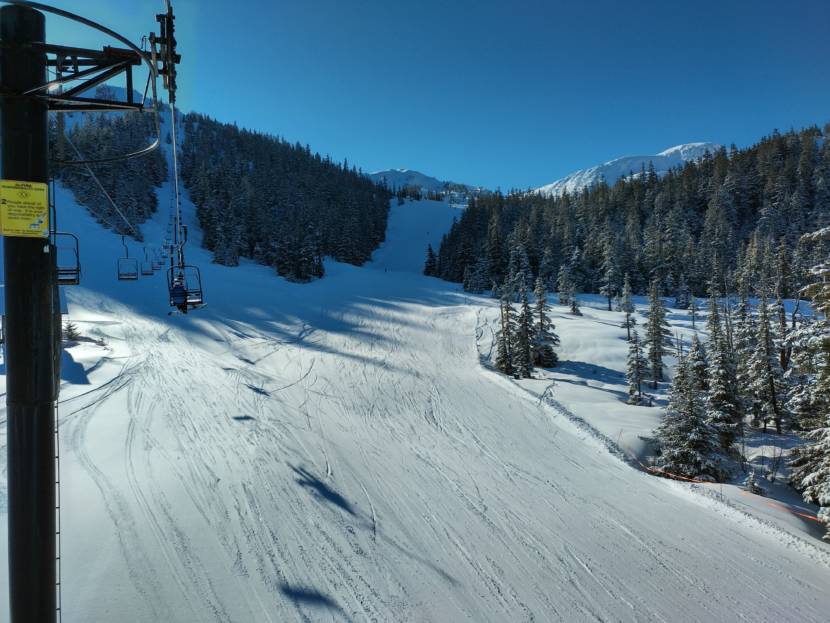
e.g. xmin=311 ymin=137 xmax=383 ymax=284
xmin=706 ymin=292 xmax=721 ymax=337
xmin=674 ymin=275 xmax=692 ymax=309
xmin=62 ymin=321 xmax=81 ymax=342
xmin=620 ymin=273 xmax=636 ymax=340
xmin=486 ymin=211 xmax=505 ymax=283
xmin=705 ymin=308 xmax=742 ymax=451
xmin=644 ymin=280 xmax=672 ymax=387
xmin=569 ymin=286 xmax=582 ymax=316
xmin=599 ymin=239 xmax=620 ymax=311
xmin=538 ymin=247 xmax=557 ymax=289
xmin=424 ymin=244 xmax=437 ymax=276
xmin=733 ymin=291 xmax=756 ymax=419
xmin=689 ymin=295 xmax=698 ymax=331
xmin=747 ymin=296 xmax=787 ymax=433
xmin=495 ymin=296 xmax=514 ymax=376
xmin=463 ymin=256 xmax=494 ymax=293
xmin=789 ymin=225 xmax=830 ymax=539
xmin=532 ymin=277 xmax=559 ymax=367
xmin=627 ymin=330 xmax=648 ymax=405
xmin=506 ymin=242 xmax=530 ymax=301
xmin=786 ymin=317 xmax=825 ymax=431
xmin=790 ymin=419 xmax=830 ymax=540
xmin=654 ymin=355 xmax=725 ymax=481
xmin=688 ymin=334 xmax=709 ymax=393
xmin=557 ymin=264 xmax=572 ymax=305
xmin=513 ymin=284 xmax=534 ymax=378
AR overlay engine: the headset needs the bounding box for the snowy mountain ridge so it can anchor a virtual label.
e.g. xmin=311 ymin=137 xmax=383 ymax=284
xmin=368 ymin=168 xmax=481 ymax=194
xmin=535 ymin=141 xmax=722 ymax=197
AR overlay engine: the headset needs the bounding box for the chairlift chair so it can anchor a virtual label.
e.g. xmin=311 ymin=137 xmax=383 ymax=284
xmin=140 ymin=247 xmax=154 ymax=276
xmin=152 ymin=248 xmax=164 ymax=271
xmin=117 ymin=236 xmax=139 ymax=281
xmin=167 ymin=265 xmax=204 ymax=313
xmin=53 ymin=232 xmax=81 ymax=286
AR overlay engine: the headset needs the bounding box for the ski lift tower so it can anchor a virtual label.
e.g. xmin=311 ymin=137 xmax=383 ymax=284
xmin=0 ymin=2 xmax=179 ymax=621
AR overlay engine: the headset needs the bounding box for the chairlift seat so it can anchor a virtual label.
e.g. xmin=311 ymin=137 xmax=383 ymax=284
xmin=117 ymin=257 xmax=139 ymax=281
xmin=53 ymin=232 xmax=81 ymax=286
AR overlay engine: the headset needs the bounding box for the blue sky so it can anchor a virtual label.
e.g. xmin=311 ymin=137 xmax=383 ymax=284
xmin=45 ymin=0 xmax=830 ymax=189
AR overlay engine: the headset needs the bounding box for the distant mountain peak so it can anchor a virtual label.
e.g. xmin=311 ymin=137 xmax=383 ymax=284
xmin=368 ymin=169 xmax=451 ymax=193
xmin=535 ymin=142 xmax=722 ymax=197
xmin=368 ymin=168 xmax=483 ymax=195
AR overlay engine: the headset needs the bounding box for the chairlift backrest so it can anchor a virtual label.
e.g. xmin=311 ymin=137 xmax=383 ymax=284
xmin=118 ymin=257 xmax=139 ymax=280
xmin=53 ymin=232 xmax=81 ymax=286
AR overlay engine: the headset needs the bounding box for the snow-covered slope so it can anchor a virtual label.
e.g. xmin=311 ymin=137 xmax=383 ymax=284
xmin=371 ymin=199 xmax=462 ymax=272
xmin=1 ymin=135 xmax=829 ymax=621
xmin=536 ymin=142 xmax=721 ymax=197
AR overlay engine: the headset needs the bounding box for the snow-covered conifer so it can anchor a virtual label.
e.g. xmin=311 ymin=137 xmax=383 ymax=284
xmin=495 ymin=296 xmax=514 ymax=376
xmin=506 ymin=242 xmax=530 ymax=301
xmin=644 ymin=280 xmax=671 ymax=387
xmin=789 ymin=226 xmax=830 ymax=539
xmin=654 ymin=355 xmax=724 ymax=481
xmin=620 ymin=273 xmax=636 ymax=340
xmin=747 ymin=296 xmax=787 ymax=433
xmin=513 ymin=284 xmax=534 ymax=378
xmin=627 ymin=331 xmax=648 ymax=405
xmin=688 ymin=334 xmax=708 ymax=393
xmin=569 ymin=286 xmax=582 ymax=316
xmin=790 ymin=413 xmax=830 ymax=540
xmin=557 ymin=265 xmax=571 ymax=306
xmin=705 ymin=307 xmax=741 ymax=451
xmin=674 ymin=275 xmax=691 ymax=310
xmin=424 ymin=244 xmax=437 ymax=276
xmin=532 ymin=277 xmax=559 ymax=367
xmin=599 ymin=240 xmax=620 ymax=311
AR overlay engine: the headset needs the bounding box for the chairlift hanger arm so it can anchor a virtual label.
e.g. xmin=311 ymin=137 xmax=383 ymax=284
xmin=44 ymin=97 xmax=146 ymax=113
xmin=0 ymin=41 xmax=143 ymax=109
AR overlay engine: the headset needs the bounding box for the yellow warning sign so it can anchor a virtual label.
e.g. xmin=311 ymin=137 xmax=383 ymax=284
xmin=0 ymin=179 xmax=49 ymax=238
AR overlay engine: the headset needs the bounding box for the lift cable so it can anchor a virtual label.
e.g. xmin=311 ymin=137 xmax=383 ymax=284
xmin=168 ymin=100 xmax=184 ymax=263
xmin=62 ymin=133 xmax=142 ymax=239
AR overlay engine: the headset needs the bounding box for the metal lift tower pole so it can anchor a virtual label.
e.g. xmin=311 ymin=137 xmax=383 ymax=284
xmin=1 ymin=4 xmax=58 ymax=622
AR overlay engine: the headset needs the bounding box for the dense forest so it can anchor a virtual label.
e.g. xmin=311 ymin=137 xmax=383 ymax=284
xmin=434 ymin=125 xmax=830 ymax=301
xmin=437 ymin=123 xmax=830 ymax=536
xmin=51 ymin=90 xmax=392 ymax=282
xmin=52 ymin=105 xmax=167 ymax=240
xmin=180 ymin=114 xmax=392 ymax=282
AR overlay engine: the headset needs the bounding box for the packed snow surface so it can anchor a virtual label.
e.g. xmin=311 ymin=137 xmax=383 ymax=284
xmin=536 ymin=142 xmax=722 ymax=197
xmin=1 ymin=173 xmax=829 ymax=618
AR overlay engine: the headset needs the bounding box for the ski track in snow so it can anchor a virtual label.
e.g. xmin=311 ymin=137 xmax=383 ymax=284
xmin=0 ymin=139 xmax=828 ymax=620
